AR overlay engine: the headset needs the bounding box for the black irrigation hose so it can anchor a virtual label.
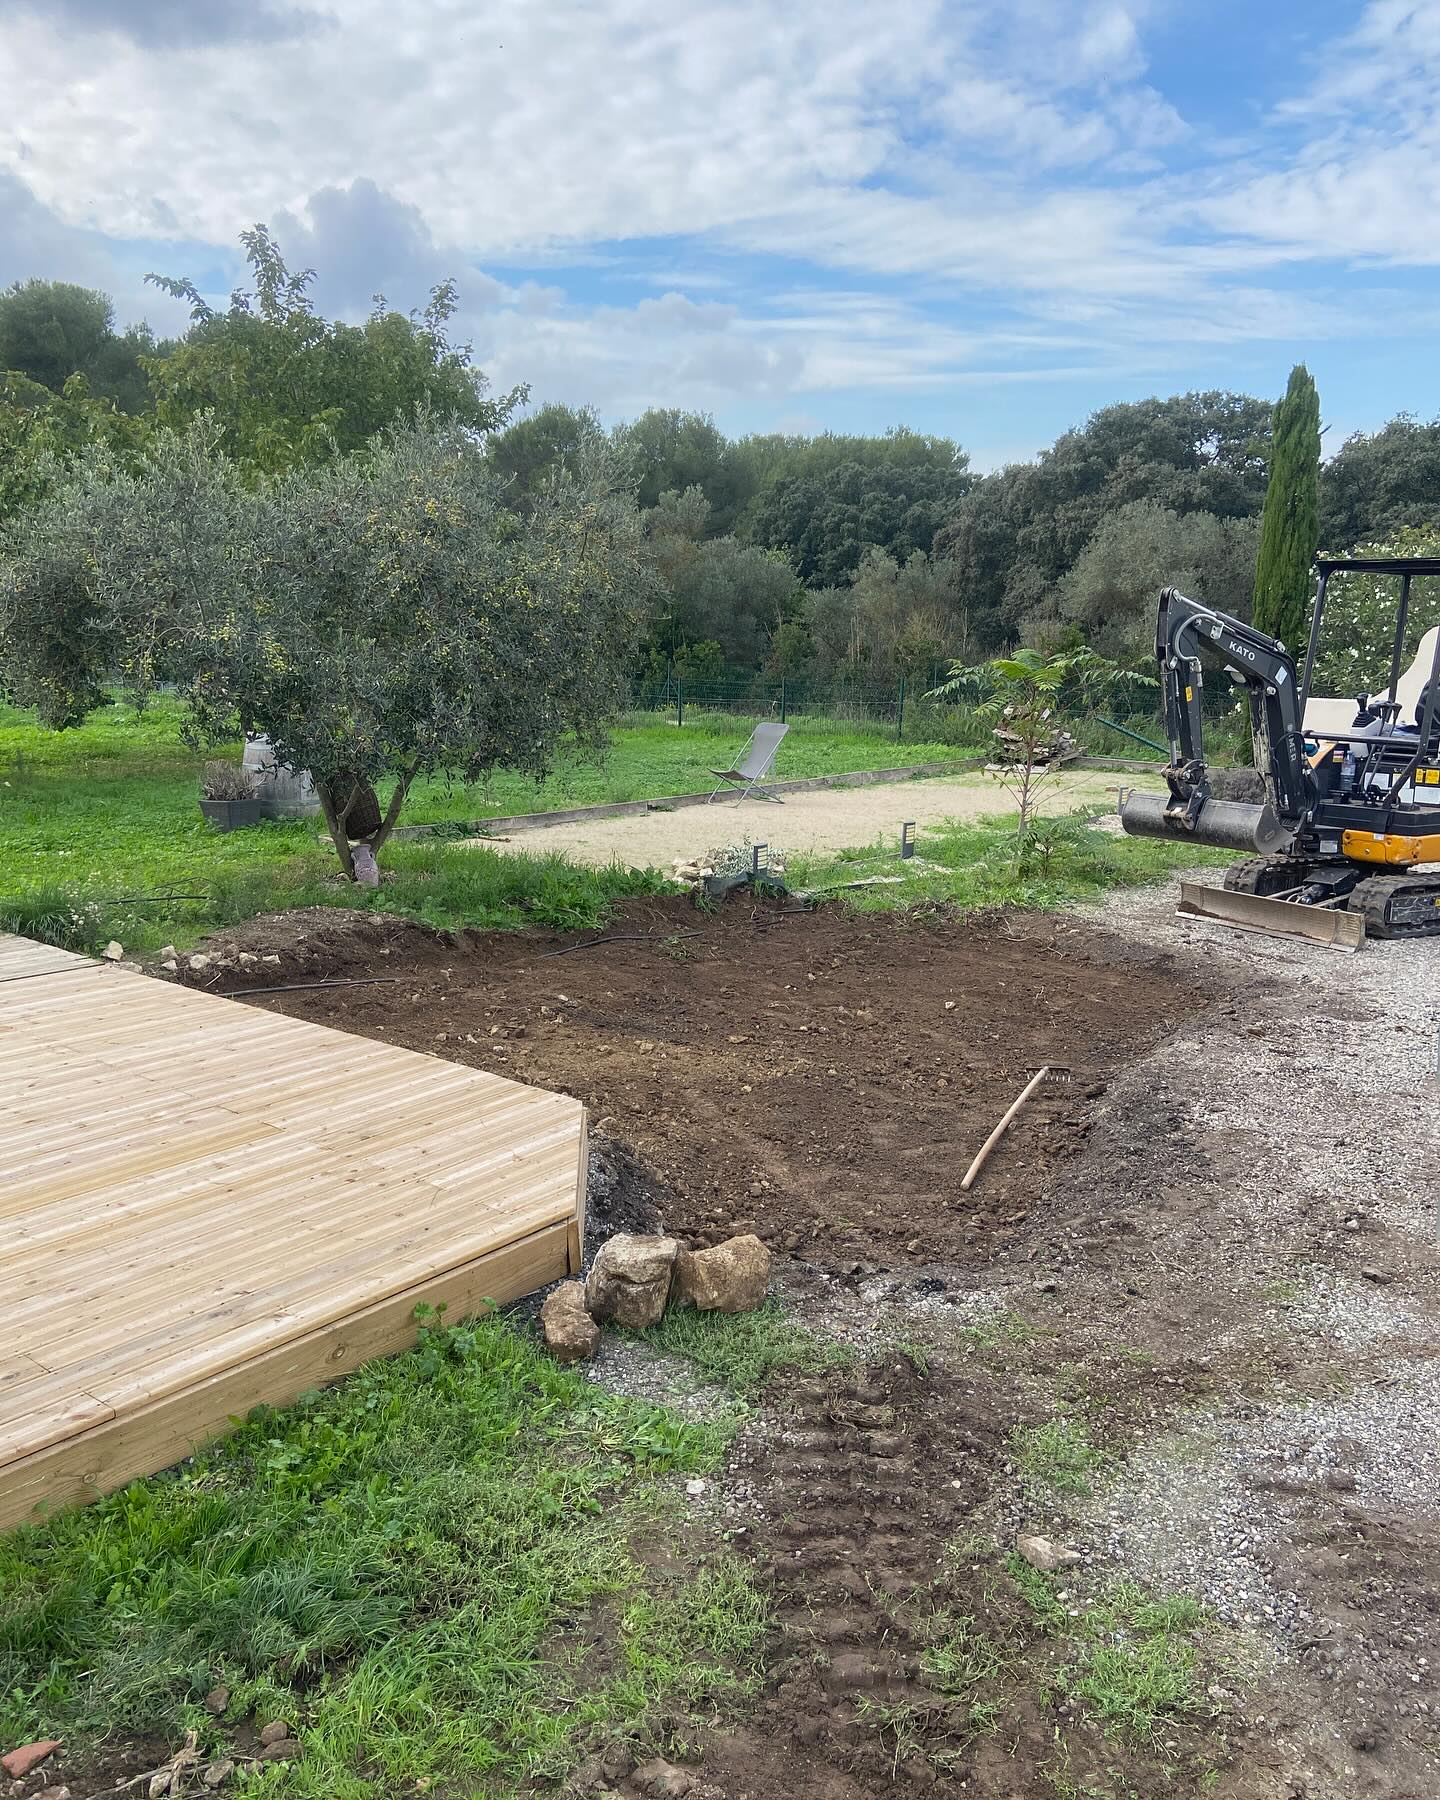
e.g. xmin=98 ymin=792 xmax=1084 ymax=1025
xmin=217 ymin=976 xmax=403 ymax=998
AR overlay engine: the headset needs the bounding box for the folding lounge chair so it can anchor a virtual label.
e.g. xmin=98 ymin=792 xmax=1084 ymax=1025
xmin=708 ymin=721 xmax=789 ymax=802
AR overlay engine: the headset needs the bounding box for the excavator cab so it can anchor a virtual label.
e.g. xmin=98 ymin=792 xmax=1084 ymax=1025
xmin=1120 ymin=557 xmax=1440 ymax=942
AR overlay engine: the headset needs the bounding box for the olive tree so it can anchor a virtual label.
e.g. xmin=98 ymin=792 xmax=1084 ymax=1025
xmin=1 ymin=416 xmax=651 ymax=877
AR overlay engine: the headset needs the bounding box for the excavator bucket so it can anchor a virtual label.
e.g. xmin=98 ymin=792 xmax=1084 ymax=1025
xmin=1120 ymin=790 xmax=1292 ymax=855
xmin=1175 ymin=882 xmax=1366 ymax=951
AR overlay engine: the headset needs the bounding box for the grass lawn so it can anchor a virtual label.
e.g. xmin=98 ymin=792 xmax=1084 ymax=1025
xmin=789 ymin=812 xmax=1224 ymax=914
xmin=0 ymin=695 xmax=1209 ymax=956
xmin=0 ymin=697 xmax=979 ymax=955
xmin=0 ymin=1309 xmax=771 ymax=1797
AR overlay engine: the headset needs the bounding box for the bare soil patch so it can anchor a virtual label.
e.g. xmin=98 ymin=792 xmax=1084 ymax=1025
xmin=197 ymin=895 xmax=1199 ymax=1267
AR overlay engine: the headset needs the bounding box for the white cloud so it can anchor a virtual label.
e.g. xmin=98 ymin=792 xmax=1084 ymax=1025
xmin=0 ymin=0 xmax=1435 ymax=437
xmin=1190 ymin=0 xmax=1440 ymax=264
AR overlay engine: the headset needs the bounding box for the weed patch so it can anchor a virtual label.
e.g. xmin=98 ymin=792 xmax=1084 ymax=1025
xmin=635 ymin=1301 xmax=852 ymax=1399
xmin=1010 ymin=1416 xmax=1103 ymax=1498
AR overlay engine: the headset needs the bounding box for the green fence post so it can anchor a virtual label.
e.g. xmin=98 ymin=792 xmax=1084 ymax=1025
xmin=676 ymin=680 xmax=684 ymax=729
xmin=780 ymin=678 xmax=787 ymax=723
xmin=896 ymin=677 xmax=906 ymax=743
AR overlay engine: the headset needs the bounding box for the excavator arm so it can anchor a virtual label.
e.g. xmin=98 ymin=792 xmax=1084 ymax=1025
xmin=1122 ymin=587 xmax=1313 ymax=855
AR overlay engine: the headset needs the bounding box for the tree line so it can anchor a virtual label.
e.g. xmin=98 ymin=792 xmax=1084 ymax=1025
xmin=3 ymin=232 xmax=1439 ymax=717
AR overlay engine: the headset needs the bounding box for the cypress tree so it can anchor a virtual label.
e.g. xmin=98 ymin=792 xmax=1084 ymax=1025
xmin=1252 ymin=364 xmax=1320 ymax=649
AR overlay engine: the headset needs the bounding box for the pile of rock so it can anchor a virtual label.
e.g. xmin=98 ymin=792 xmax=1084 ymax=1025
xmin=669 ymin=856 xmax=717 ymax=887
xmin=540 ymin=1231 xmax=770 ymax=1364
xmin=668 ymin=837 xmax=787 ymax=891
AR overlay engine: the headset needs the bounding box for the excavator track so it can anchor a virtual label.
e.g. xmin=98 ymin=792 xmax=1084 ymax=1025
xmin=1349 ymin=874 xmax=1440 ymax=939
xmin=1224 ymin=854 xmax=1314 ymax=896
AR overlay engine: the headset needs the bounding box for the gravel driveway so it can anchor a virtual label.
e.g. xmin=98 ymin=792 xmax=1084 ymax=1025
xmin=468 ymin=766 xmax=1164 ymax=868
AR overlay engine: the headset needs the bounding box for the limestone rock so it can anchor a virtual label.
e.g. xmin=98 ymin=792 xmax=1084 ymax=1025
xmin=102 ymin=941 xmax=124 ymax=962
xmin=540 ymin=1282 xmax=600 ymax=1364
xmin=674 ymin=1234 xmax=770 ymax=1313
xmin=201 ymin=1761 xmax=234 ymax=1789
xmin=585 ymin=1233 xmax=679 ymax=1329
xmin=258 ymin=1722 xmax=292 ymax=1747
xmin=1015 ymin=1532 xmax=1081 ymax=1573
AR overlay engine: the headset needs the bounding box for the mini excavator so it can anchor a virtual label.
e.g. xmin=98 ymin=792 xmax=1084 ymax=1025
xmin=1121 ymin=557 xmax=1440 ymax=944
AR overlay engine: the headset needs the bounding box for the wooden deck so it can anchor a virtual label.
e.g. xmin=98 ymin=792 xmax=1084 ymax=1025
xmin=0 ymin=934 xmax=586 ymax=1530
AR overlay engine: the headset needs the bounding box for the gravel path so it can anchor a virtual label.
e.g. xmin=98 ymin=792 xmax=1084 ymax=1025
xmin=468 ymin=767 xmax=1162 ymax=869
xmin=1065 ymin=874 xmax=1440 ymax=1796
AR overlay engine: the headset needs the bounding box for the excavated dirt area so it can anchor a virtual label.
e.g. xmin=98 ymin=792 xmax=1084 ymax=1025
xmin=165 ymin=885 xmax=1440 ymax=1800
xmin=198 ymin=897 xmax=1190 ymax=1266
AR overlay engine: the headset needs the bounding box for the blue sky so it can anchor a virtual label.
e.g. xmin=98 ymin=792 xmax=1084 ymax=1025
xmin=2 ymin=0 xmax=1437 ymax=468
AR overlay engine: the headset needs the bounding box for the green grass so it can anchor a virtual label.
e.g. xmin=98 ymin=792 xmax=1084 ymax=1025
xmin=956 ymin=1307 xmax=1045 ymax=1354
xmin=1006 ymin=1561 xmax=1214 ymax=1747
xmin=791 ymin=811 xmax=1222 ymax=916
xmin=0 ymin=696 xmax=972 ymax=955
xmin=0 ymin=1309 xmax=766 ymax=1795
xmin=1009 ymin=1417 xmax=1103 ymax=1498
xmin=635 ymin=1301 xmax=853 ymax=1399
xmin=1064 ymin=1588 xmax=1212 ymax=1745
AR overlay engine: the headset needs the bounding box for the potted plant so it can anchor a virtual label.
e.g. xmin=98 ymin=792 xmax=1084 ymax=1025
xmin=199 ymin=760 xmax=263 ymax=831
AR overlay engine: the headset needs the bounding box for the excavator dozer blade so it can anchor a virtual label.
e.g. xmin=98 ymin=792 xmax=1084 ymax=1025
xmin=1120 ymin=789 xmax=1293 ymax=855
xmin=1176 ymin=881 xmax=1366 ymax=951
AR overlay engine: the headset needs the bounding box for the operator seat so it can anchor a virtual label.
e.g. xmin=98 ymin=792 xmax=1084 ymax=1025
xmin=1302 ymin=626 xmax=1440 ymax=739
xmin=1398 ymin=626 xmax=1439 ymax=731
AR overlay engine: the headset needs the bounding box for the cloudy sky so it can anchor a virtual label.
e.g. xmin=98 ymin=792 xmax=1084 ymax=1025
xmin=2 ymin=0 xmax=1437 ymax=466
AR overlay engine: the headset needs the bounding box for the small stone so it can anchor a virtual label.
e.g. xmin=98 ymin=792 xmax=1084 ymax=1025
xmin=159 ymin=944 xmax=177 ymax=960
xmin=258 ymin=1722 xmax=292 ymax=1747
xmin=632 ymin=1760 xmax=697 ymax=1798
xmin=202 ymin=1762 xmax=234 ymax=1790
xmin=1015 ymin=1532 xmax=1082 ymax=1573
xmin=203 ymin=1685 xmax=229 ymax=1715
xmin=161 ymin=960 xmax=178 ymax=973
xmin=1 ymin=1746 xmax=60 ymax=1783
xmin=539 ymin=1282 xmax=600 ymax=1364
xmin=585 ymin=1233 xmax=679 ymax=1329
xmin=237 ymin=952 xmax=257 ymax=965
xmin=257 ymin=1740 xmax=301 ymax=1763
xmin=262 ymin=953 xmax=282 ymax=964
xmin=685 ymin=1478 xmax=707 ymax=1497
xmin=102 ymin=940 xmax=124 ymax=962
xmin=188 ymin=954 xmax=211 ymax=971
xmin=674 ymin=1235 xmax=770 ymax=1313
xmin=1360 ymin=1266 xmax=1390 ymax=1284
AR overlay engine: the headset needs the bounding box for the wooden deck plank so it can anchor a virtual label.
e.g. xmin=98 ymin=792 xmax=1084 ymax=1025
xmin=10 ymin=1144 xmax=576 ymax=1354
xmin=0 ymin=1222 xmax=572 ymax=1529
xmin=0 ymin=934 xmax=586 ymax=1521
